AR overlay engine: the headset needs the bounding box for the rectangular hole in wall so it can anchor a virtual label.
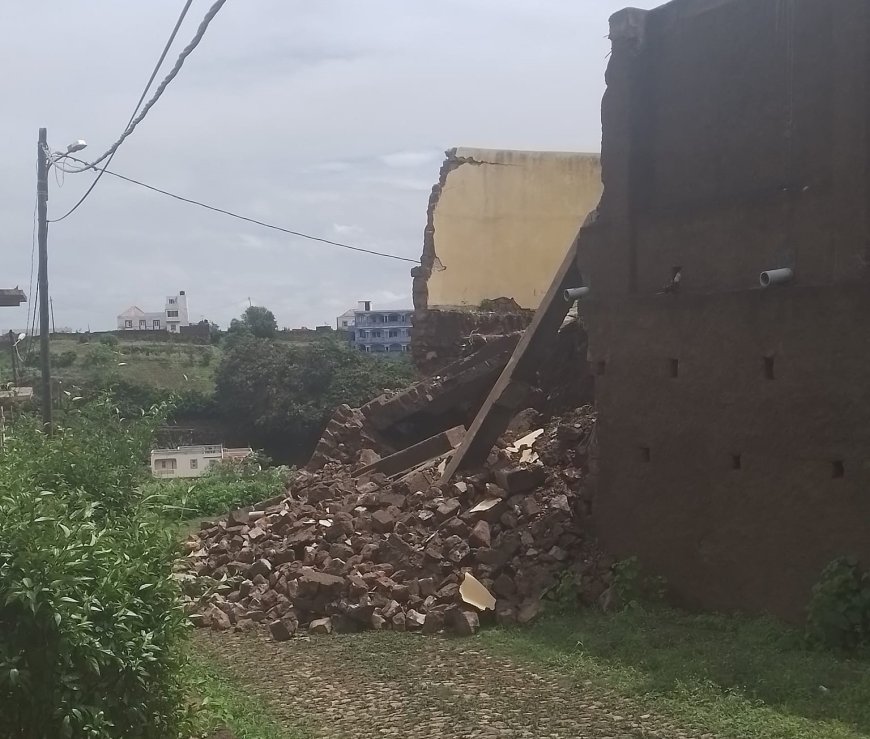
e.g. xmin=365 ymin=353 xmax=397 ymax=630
xmin=669 ymin=358 xmax=679 ymax=378
xmin=731 ymin=454 xmax=742 ymax=470
xmin=832 ymin=460 xmax=845 ymax=479
xmin=596 ymin=360 xmax=606 ymax=376
xmin=764 ymin=356 xmax=775 ymax=380
xmin=640 ymin=446 xmax=651 ymax=463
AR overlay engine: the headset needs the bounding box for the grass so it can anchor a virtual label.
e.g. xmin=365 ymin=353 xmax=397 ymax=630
xmin=1 ymin=335 xmax=219 ymax=394
xmin=145 ymin=463 xmax=293 ymax=522
xmin=480 ymin=606 xmax=870 ymax=739
xmin=187 ymin=655 xmax=311 ymax=739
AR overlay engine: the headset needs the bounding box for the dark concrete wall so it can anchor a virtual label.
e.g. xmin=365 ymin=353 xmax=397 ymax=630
xmin=579 ymin=0 xmax=870 ymax=619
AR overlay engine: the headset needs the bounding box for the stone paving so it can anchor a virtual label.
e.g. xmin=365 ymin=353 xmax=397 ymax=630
xmin=195 ymin=630 xmax=717 ymax=739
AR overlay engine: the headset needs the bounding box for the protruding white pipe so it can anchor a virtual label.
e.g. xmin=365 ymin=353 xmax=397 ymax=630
xmin=759 ymin=268 xmax=793 ymax=288
xmin=564 ymin=286 xmax=590 ymax=302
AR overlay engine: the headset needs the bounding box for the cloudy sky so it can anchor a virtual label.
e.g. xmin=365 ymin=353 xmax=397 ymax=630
xmin=1 ymin=0 xmax=659 ymax=333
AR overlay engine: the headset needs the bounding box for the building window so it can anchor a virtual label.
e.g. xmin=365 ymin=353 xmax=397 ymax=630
xmin=388 ymin=329 xmax=398 ymax=338
xmin=153 ymin=320 xmax=160 ymax=329
xmin=364 ymin=345 xmax=371 ymax=353
xmin=190 ymin=459 xmax=198 ymax=470
xmin=124 ymin=320 xmax=133 ymax=328
xmin=402 ymin=344 xmax=410 ymax=352
xmin=158 ymin=458 xmax=177 ymax=470
xmin=169 ymin=324 xmax=177 ymax=332
xmin=372 ymin=330 xmax=382 ymax=338
xmin=167 ymin=310 xmax=179 ymax=318
xmin=139 ymin=319 xmax=146 ymax=329
xmin=169 ymin=298 xmax=176 ymax=304
xmin=342 ymin=321 xmax=348 ymax=327
xmin=389 ymin=314 xmax=398 ymax=323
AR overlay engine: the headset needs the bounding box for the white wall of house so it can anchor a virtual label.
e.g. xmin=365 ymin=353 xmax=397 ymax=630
xmin=117 ymin=291 xmax=190 ymax=333
xmin=151 ymin=445 xmax=223 ymax=478
xmin=164 ymin=292 xmax=189 ymax=333
xmin=150 ymin=445 xmax=253 ymax=479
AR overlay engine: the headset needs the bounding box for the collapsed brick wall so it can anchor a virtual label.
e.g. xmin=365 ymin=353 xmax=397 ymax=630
xmin=411 ymin=306 xmax=532 ymax=375
xmin=410 ymin=147 xmax=600 ymax=375
xmin=578 ymin=0 xmax=870 ymax=620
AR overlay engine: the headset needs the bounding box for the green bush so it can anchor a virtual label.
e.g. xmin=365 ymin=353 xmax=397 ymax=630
xmin=85 ymin=344 xmax=115 ymax=368
xmin=607 ymin=557 xmax=667 ymax=612
xmin=98 ymin=334 xmax=119 ymax=347
xmin=807 ymin=557 xmax=870 ymax=650
xmin=53 ymin=350 xmax=78 ymax=368
xmin=0 ymin=401 xmax=189 ymax=738
xmin=149 ymin=457 xmax=292 ymax=520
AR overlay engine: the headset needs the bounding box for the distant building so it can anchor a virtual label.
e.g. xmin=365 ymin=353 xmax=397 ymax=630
xmin=150 ymin=444 xmax=253 ymax=479
xmin=0 ymin=287 xmax=27 ymax=307
xmin=117 ymin=291 xmax=189 ymax=333
xmin=335 ymin=306 xmax=358 ymax=330
xmin=345 ymin=300 xmax=412 ymax=354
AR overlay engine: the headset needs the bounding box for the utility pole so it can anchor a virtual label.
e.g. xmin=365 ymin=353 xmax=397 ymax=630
xmin=37 ymin=127 xmax=52 ymax=430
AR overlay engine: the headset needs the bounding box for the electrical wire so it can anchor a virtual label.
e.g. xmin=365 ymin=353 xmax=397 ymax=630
xmin=60 ymin=154 xmax=420 ymax=264
xmin=49 ymin=0 xmax=216 ymax=222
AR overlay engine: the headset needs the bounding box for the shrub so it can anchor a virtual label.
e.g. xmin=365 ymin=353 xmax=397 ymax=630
xmin=151 ymin=457 xmax=292 ymax=520
xmin=53 ymin=350 xmax=78 ymax=368
xmin=85 ymin=344 xmax=115 ymax=367
xmin=807 ymin=557 xmax=870 ymax=650
xmin=98 ymin=334 xmax=119 ymax=347
xmin=605 ymin=557 xmax=668 ymax=612
xmin=0 ymin=401 xmax=189 ymax=738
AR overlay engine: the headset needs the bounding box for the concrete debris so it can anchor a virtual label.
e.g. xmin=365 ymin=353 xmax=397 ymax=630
xmin=459 ymin=572 xmax=496 ymax=611
xmin=185 ymin=406 xmax=608 ymax=639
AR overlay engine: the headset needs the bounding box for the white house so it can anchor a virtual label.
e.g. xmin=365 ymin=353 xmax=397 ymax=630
xmin=336 ymin=305 xmax=360 ymax=330
xmin=150 ymin=444 xmax=253 ymax=479
xmin=118 ymin=291 xmax=190 ymax=333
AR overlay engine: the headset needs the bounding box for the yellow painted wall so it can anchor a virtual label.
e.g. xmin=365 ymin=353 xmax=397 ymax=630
xmin=427 ymin=148 xmax=602 ymax=309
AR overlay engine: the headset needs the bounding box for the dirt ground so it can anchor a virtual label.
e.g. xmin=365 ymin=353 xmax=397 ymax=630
xmin=194 ymin=629 xmax=715 ymax=739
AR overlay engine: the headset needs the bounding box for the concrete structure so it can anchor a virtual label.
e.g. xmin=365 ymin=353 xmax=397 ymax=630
xmin=150 ymin=444 xmax=253 ymax=479
xmin=411 ymin=148 xmax=601 ymax=372
xmin=336 ymin=307 xmax=356 ymax=330
xmin=350 ymin=301 xmax=412 ymax=354
xmin=0 ymin=288 xmax=27 ymax=307
xmin=118 ymin=291 xmax=189 ymax=333
xmin=413 ymin=147 xmax=602 ymax=311
xmin=577 ymin=0 xmax=870 ymax=620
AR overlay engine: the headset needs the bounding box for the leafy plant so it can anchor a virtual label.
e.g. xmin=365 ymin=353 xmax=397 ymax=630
xmin=542 ymin=571 xmax=581 ymax=613
xmin=806 ymin=557 xmax=870 ymax=650
xmin=213 ymin=335 xmax=414 ymax=457
xmin=607 ymin=557 xmax=667 ymax=612
xmin=85 ymin=344 xmax=115 ymax=367
xmin=0 ymin=400 xmax=190 ymax=738
xmin=53 ymin=350 xmax=78 ymax=368
xmin=148 ymin=458 xmax=293 ymax=520
xmin=98 ymin=334 xmax=119 ymax=347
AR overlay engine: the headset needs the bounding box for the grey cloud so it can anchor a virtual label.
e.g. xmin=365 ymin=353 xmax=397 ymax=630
xmin=1 ymin=0 xmax=662 ymax=334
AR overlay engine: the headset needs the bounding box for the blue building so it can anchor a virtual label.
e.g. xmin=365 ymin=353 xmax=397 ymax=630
xmin=344 ymin=301 xmax=412 ymax=354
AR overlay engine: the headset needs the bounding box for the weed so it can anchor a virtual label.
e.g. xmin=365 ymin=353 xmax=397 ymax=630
xmin=806 ymin=557 xmax=870 ymax=650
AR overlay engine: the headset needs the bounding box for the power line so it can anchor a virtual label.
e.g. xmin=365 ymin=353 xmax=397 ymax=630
xmin=50 ymin=0 xmax=221 ymax=222
xmin=60 ymin=155 xmax=420 ymax=264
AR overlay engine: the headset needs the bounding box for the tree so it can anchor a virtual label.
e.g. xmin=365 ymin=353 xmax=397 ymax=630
xmin=213 ymin=336 xmax=415 ymax=462
xmin=229 ymin=305 xmax=277 ymax=339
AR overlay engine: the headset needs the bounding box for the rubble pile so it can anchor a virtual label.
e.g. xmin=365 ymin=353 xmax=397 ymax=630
xmin=308 ymin=332 xmax=521 ymax=471
xmin=184 ymin=406 xmax=610 ymax=639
